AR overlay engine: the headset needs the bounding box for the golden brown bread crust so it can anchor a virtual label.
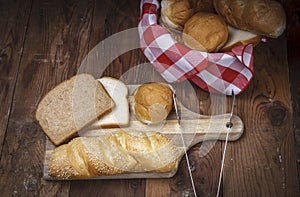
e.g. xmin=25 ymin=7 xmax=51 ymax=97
xmin=48 ymin=130 xmax=180 ymax=179
xmin=160 ymin=0 xmax=215 ymax=32
xmin=213 ymin=0 xmax=286 ymax=38
xmin=48 ymin=137 xmax=125 ymax=179
xmin=133 ymin=82 xmax=173 ymax=124
xmin=113 ymin=130 xmax=179 ymax=172
xmin=161 ymin=0 xmax=195 ymax=31
xmin=182 ymin=12 xmax=229 ymax=52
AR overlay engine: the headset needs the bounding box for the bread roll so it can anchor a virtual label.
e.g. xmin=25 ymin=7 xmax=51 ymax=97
xmin=160 ymin=0 xmax=215 ymax=32
xmin=183 ymin=12 xmax=229 ymax=52
xmin=35 ymin=74 xmax=114 ymax=146
xmin=133 ymin=82 xmax=173 ymax=124
xmin=48 ymin=130 xmax=180 ymax=179
xmin=213 ymin=0 xmax=286 ymax=38
xmin=161 ymin=0 xmax=195 ymax=31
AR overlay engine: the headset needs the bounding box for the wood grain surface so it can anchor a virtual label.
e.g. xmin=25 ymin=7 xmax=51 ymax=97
xmin=286 ymin=0 xmax=300 ymax=184
xmin=0 ymin=0 xmax=299 ymax=196
xmin=0 ymin=0 xmax=32 ymax=155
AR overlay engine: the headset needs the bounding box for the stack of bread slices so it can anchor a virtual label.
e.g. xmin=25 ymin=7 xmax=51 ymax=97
xmin=36 ymin=74 xmax=130 ymax=146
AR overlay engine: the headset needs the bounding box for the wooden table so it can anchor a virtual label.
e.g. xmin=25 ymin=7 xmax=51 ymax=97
xmin=0 ymin=0 xmax=299 ymax=196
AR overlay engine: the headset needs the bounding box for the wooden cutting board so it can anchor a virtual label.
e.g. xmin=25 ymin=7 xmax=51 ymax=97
xmin=43 ymin=85 xmax=244 ymax=180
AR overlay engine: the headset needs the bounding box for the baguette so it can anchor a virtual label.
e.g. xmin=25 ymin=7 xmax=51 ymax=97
xmin=213 ymin=0 xmax=286 ymax=38
xmin=48 ymin=130 xmax=180 ymax=179
xmin=36 ymin=74 xmax=114 ymax=146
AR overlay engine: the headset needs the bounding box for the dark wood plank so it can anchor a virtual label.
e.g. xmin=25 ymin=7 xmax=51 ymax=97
xmin=285 ymin=0 xmax=300 ymax=187
xmin=0 ymin=0 xmax=95 ymax=195
xmin=0 ymin=0 xmax=32 ymax=155
xmin=77 ymin=0 xmax=145 ymax=79
xmin=223 ymin=35 xmax=299 ymax=196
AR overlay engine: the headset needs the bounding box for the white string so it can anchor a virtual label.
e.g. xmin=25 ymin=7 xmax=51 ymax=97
xmin=216 ymin=126 xmax=231 ymax=197
xmin=179 ymin=127 xmax=198 ymax=197
xmin=173 ymin=92 xmax=197 ymax=197
xmin=216 ymin=91 xmax=236 ymax=197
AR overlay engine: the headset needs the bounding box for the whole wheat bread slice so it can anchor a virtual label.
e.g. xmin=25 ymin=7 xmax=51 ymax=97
xmin=35 ymin=74 xmax=114 ymax=146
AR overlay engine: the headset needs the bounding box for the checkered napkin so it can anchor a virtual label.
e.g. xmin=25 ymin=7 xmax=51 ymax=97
xmin=138 ymin=0 xmax=255 ymax=95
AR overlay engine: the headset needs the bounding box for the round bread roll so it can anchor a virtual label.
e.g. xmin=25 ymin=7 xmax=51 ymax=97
xmin=161 ymin=0 xmax=195 ymax=31
xmin=182 ymin=12 xmax=229 ymax=52
xmin=133 ymin=83 xmax=173 ymax=124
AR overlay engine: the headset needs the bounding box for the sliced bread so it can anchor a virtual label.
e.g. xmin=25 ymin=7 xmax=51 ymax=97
xmin=35 ymin=74 xmax=114 ymax=145
xmin=87 ymin=77 xmax=129 ymax=128
xmin=220 ymin=25 xmax=261 ymax=52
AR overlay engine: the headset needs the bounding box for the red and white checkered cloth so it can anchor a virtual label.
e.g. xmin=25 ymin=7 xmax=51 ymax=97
xmin=138 ymin=0 xmax=256 ymax=95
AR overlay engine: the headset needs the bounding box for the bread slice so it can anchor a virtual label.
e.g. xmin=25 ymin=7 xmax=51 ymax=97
xmin=220 ymin=25 xmax=261 ymax=52
xmin=87 ymin=77 xmax=129 ymax=128
xmin=35 ymin=74 xmax=114 ymax=146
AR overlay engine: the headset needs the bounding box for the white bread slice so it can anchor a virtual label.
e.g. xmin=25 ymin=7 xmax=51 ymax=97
xmin=220 ymin=25 xmax=261 ymax=52
xmin=35 ymin=74 xmax=114 ymax=146
xmin=88 ymin=77 xmax=129 ymax=128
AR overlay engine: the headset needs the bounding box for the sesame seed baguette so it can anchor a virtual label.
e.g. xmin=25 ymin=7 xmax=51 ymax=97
xmin=48 ymin=130 xmax=180 ymax=179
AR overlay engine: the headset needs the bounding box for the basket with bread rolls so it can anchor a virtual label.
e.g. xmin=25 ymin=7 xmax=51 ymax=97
xmin=138 ymin=0 xmax=286 ymax=95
